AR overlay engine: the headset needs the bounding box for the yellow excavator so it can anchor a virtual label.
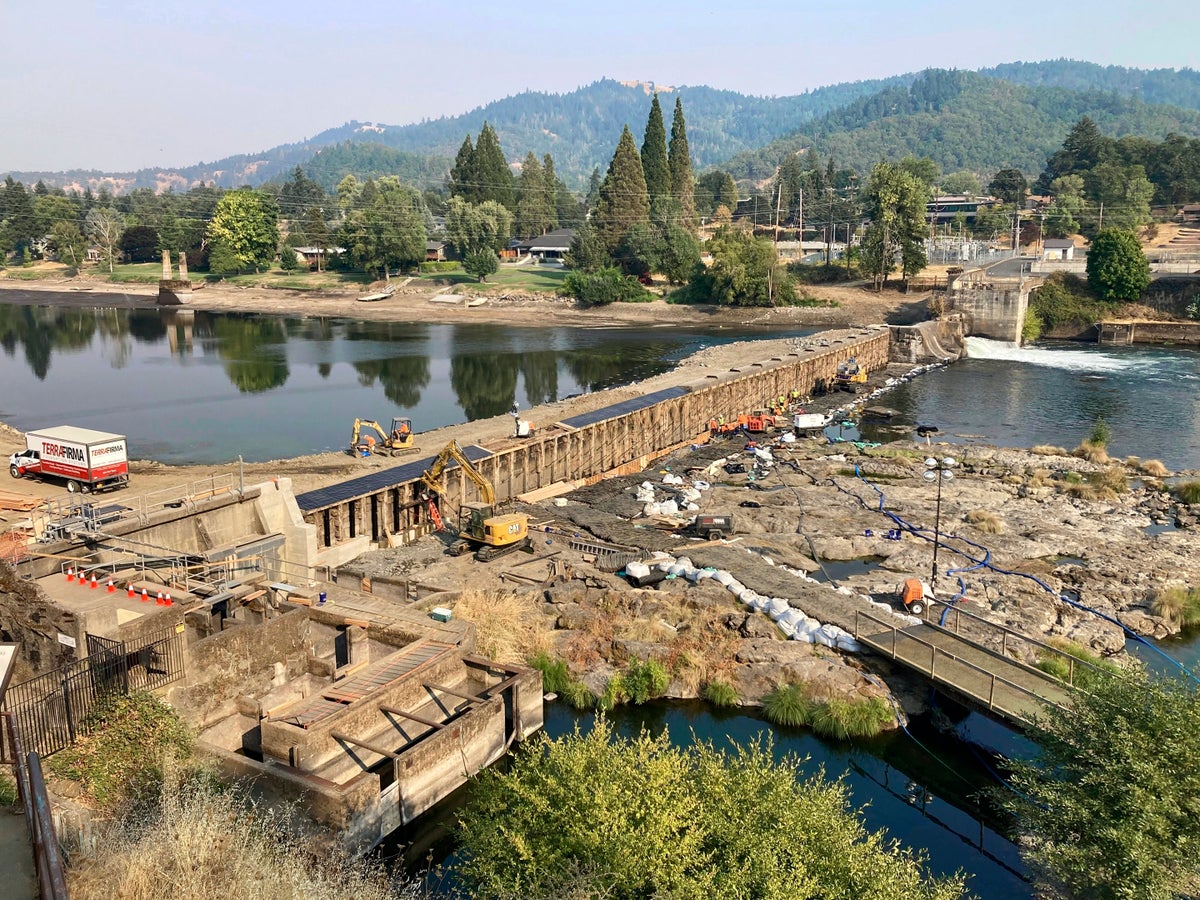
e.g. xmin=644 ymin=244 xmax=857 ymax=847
xmin=835 ymin=358 xmax=868 ymax=393
xmin=349 ymin=417 xmax=415 ymax=456
xmin=420 ymin=440 xmax=531 ymax=561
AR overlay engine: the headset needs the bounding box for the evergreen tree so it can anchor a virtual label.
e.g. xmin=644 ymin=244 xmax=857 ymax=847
xmin=563 ymin=223 xmax=610 ymax=273
xmin=449 ymin=135 xmax=478 ymax=202
xmin=516 ymin=152 xmax=555 ymax=238
xmin=668 ymin=97 xmax=697 ymax=229
xmin=641 ymin=94 xmax=670 ymax=206
xmin=542 ymin=154 xmax=562 ymax=231
xmin=473 ymin=123 xmax=515 ymax=211
xmin=584 ymin=167 xmax=602 ymax=212
xmin=594 ymin=126 xmax=649 ymax=253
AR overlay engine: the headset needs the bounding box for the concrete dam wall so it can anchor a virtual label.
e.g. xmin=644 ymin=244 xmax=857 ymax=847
xmin=297 ymin=328 xmax=891 ymax=562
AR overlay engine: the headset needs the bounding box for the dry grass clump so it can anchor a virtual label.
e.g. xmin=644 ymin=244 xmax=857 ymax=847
xmin=1072 ymin=439 xmax=1111 ymax=465
xmin=1150 ymin=585 xmax=1200 ymax=630
xmin=1031 ymin=445 xmax=1068 ymax=457
xmin=69 ymin=778 xmax=417 ymax=900
xmin=1025 ymin=467 xmax=1053 ymax=488
xmin=965 ymin=509 xmax=1003 ymax=534
xmin=1137 ymin=459 xmax=1170 ymax=477
xmin=452 ymin=589 xmax=553 ymax=663
xmin=1063 ymin=467 xmax=1128 ymax=501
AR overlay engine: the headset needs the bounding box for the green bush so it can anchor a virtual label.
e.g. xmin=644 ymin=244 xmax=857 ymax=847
xmin=1089 ymin=417 xmax=1111 ymax=447
xmin=810 ymin=698 xmax=894 ymax=739
xmin=1173 ymin=481 xmax=1200 ymax=505
xmin=1027 ymin=272 xmax=1109 ymax=330
xmin=1035 ymin=639 xmax=1120 ymax=690
xmin=762 ymin=684 xmax=816 ymax=728
xmin=703 ymin=680 xmax=739 ymax=708
xmin=420 ymin=260 xmax=461 ymax=273
xmin=49 ymin=692 xmax=195 ymax=809
xmin=560 ymin=266 xmax=653 ymax=306
xmin=528 ymin=652 xmax=572 ymax=694
xmin=597 ymin=677 xmax=628 ymax=711
xmin=559 ymin=681 xmax=596 ymax=710
xmin=623 ymin=660 xmax=670 ymax=705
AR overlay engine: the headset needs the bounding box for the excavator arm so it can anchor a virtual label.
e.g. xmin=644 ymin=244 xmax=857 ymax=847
xmin=420 ymin=440 xmax=495 ymax=505
xmin=350 ymin=418 xmax=389 ymax=448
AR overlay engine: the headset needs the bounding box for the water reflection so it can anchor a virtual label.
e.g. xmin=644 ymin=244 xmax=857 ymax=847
xmin=0 ymin=301 xmax=807 ymax=463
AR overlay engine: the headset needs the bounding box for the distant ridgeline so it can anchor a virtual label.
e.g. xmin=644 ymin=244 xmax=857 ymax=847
xmin=8 ymin=61 xmax=1200 ymax=194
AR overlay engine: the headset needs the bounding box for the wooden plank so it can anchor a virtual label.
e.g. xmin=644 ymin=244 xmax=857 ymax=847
xmin=379 ymin=704 xmax=446 ymax=730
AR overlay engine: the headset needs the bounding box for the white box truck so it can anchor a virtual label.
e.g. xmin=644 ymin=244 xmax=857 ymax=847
xmin=9 ymin=426 xmax=129 ymax=493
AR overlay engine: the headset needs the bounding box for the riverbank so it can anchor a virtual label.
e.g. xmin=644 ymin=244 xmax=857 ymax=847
xmin=0 ymin=273 xmax=928 ymax=329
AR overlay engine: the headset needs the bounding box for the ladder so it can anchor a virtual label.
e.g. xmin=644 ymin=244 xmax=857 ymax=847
xmin=426 ymin=497 xmax=445 ymax=532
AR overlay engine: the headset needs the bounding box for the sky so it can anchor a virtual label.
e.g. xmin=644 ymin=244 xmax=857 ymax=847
xmin=3 ymin=0 xmax=1198 ymax=174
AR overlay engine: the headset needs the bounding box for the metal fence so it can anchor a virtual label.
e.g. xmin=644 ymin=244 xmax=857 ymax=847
xmin=3 ymin=624 xmax=186 ymax=758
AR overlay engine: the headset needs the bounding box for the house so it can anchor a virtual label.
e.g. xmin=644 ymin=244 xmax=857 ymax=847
xmin=1178 ymin=204 xmax=1200 ymax=224
xmin=294 ymin=246 xmax=346 ymax=267
xmin=1043 ymin=238 xmax=1076 ymax=261
xmin=425 ymin=241 xmax=446 ymax=262
xmin=516 ymin=228 xmax=576 ymax=261
xmin=926 ymin=195 xmax=1001 ymax=227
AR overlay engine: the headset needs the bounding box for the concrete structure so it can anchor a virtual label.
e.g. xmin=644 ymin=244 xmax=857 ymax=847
xmin=1095 ymin=319 xmax=1200 ymax=346
xmin=157 ymin=249 xmax=192 ymax=306
xmin=946 ymin=283 xmax=1030 ymax=343
xmin=297 ymin=330 xmax=892 ymax=563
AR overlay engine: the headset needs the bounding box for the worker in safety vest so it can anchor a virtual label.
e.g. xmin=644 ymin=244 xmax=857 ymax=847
xmin=790 ymin=388 xmax=800 ymax=402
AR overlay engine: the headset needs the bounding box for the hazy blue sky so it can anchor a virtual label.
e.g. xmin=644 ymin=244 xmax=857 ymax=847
xmin=3 ymin=0 xmax=1197 ymax=173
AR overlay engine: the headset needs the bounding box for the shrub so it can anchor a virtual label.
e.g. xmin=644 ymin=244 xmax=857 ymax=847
xmin=419 ymin=260 xmax=461 ymax=273
xmin=560 ymin=266 xmax=652 ymax=306
xmin=703 ymin=680 xmax=739 ymax=708
xmin=809 ymin=697 xmax=894 ymax=740
xmin=597 ymin=677 xmax=628 ymax=711
xmin=559 ymin=680 xmax=596 ymax=710
xmin=1138 ymin=458 xmax=1170 ymax=477
xmin=49 ymin=692 xmax=194 ymax=810
xmin=1150 ymin=585 xmax=1200 ymax=630
xmin=1173 ymin=481 xmax=1200 ymax=505
xmin=463 ymin=249 xmax=499 ymax=282
xmin=622 ymin=659 xmax=670 ymax=705
xmin=1089 ymin=417 xmax=1111 ymax=448
xmin=762 ymin=684 xmax=816 ymax=728
xmin=1027 ymin=272 xmax=1108 ymax=329
xmin=965 ymin=509 xmax=1003 ymax=534
xmin=528 ymin=652 xmax=571 ymax=694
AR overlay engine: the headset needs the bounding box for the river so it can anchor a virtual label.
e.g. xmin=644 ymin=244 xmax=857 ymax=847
xmin=8 ymin=302 xmax=1200 ymax=894
xmin=0 ymin=304 xmax=811 ymax=464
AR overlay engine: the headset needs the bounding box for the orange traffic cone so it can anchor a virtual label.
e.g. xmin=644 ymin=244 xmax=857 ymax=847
xmin=164 ymin=593 xmax=173 ymax=607
xmin=66 ymin=566 xmax=75 ymax=582
xmin=127 ymin=583 xmax=136 ymax=598
xmin=141 ymin=588 xmax=150 ymax=603
xmin=90 ymin=574 xmax=99 ymax=590
xmin=156 ymin=591 xmax=164 ymax=605
xmin=106 ymin=578 xmax=115 ymax=593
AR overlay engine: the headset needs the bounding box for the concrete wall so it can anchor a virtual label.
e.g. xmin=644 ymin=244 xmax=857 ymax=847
xmin=305 ymin=330 xmax=891 ymax=551
xmin=1097 ymin=320 xmax=1200 ymax=346
xmin=168 ymin=608 xmax=312 ymax=730
xmin=949 ymin=286 xmax=1029 ymax=342
xmin=889 ymin=318 xmax=965 ymax=364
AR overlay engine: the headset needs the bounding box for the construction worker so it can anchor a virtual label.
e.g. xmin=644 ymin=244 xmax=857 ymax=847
xmin=790 ymin=388 xmax=800 ymax=403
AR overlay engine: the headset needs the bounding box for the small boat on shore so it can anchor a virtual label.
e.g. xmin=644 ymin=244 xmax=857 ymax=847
xmin=357 ymin=284 xmax=396 ymax=302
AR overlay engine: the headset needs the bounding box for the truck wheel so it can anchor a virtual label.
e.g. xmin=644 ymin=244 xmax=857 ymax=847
xmin=909 ymin=601 xmax=924 ymax=616
xmin=67 ymin=480 xmax=78 ymax=493
xmin=707 ymin=529 xmax=724 ymax=541
xmin=9 ymin=464 xmax=18 ymax=478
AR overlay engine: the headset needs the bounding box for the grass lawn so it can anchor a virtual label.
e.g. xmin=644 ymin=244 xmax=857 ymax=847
xmin=415 ymin=265 xmax=567 ymax=292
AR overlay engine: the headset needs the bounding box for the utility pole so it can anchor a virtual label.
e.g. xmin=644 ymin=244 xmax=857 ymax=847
xmin=827 ymin=187 xmax=835 ymax=267
xmin=774 ymin=183 xmax=782 ymax=252
xmin=797 ymin=188 xmax=804 ymax=252
xmin=1098 ymin=201 xmax=1104 ymax=231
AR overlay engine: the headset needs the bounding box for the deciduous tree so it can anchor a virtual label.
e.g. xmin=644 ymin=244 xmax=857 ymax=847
xmin=445 ymin=197 xmax=512 ymax=257
xmin=205 ymin=190 xmax=278 ymax=274
xmin=1086 ymin=228 xmax=1150 ymax=301
xmin=687 ymin=226 xmax=790 ymax=307
xmin=861 ymin=162 xmax=929 ymax=289
xmin=463 ymin=248 xmax=499 ymax=282
xmin=85 ymin=207 xmax=126 ymax=274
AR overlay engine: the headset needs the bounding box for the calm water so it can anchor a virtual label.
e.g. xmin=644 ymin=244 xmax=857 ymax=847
xmin=868 ymin=337 xmax=1200 ymax=472
xmin=0 ymin=304 xmax=810 ymax=464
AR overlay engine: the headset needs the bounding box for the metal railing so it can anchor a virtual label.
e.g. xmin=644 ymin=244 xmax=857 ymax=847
xmin=852 ymin=608 xmax=1067 ymax=724
xmin=920 ymin=598 xmax=1113 ymax=688
xmin=3 ymin=624 xmax=186 ymax=759
xmin=29 ymin=473 xmax=239 ymax=544
xmin=1 ymin=712 xmax=69 ymax=899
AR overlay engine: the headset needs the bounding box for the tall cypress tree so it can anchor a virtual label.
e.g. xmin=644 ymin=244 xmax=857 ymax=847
xmin=595 ymin=126 xmax=650 ymax=253
xmin=641 ymin=94 xmax=670 ymax=206
xmin=474 ymin=122 xmax=515 ymax=212
xmin=668 ymin=97 xmax=697 ymax=230
xmin=449 ymin=135 xmax=477 ymax=202
xmin=542 ymin=154 xmax=561 ymax=231
xmin=516 ymin=152 xmax=554 ymax=238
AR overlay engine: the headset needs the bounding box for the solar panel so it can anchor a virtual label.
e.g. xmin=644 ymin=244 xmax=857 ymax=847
xmin=560 ymin=386 xmax=689 ymax=430
xmin=296 ymin=444 xmax=492 ymax=512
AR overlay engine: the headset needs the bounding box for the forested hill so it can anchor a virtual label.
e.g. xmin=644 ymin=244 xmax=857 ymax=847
xmin=722 ymin=68 xmax=1200 ymax=183
xmin=4 ymin=76 xmax=910 ymax=193
xmin=979 ymin=60 xmax=1200 ymax=109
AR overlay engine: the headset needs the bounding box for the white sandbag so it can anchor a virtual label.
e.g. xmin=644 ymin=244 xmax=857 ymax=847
xmin=792 ymin=630 xmax=815 ymax=643
xmin=635 ymin=486 xmax=656 ymax=502
xmin=654 ymin=558 xmax=676 ymax=572
xmin=693 ymin=568 xmax=714 ymax=581
xmin=725 ymin=580 xmax=745 ymax=595
xmin=779 ymin=432 xmax=796 ymax=443
xmin=684 ymin=567 xmax=705 ymax=583
xmin=693 ymin=480 xmax=711 ymax=491
xmin=642 ymin=502 xmax=662 ymax=517
xmin=777 ymin=608 xmax=805 ymax=629
xmin=662 ymin=473 xmax=684 ymax=485
xmin=714 ymin=570 xmax=735 ymax=586
xmin=747 ymin=593 xmax=767 ymax=611
xmin=675 ymin=557 xmax=693 ymax=570
xmin=765 ymin=598 xmax=790 ymax=619
xmin=814 ymin=630 xmax=837 ymax=648
xmin=761 ymin=556 xmax=775 ymax=566
xmin=687 ymin=503 xmax=699 ymax=512
xmin=679 ymin=488 xmax=702 ymax=504
xmin=796 ymin=619 xmax=822 ymax=639
xmin=835 ymin=636 xmax=863 ymax=653
xmin=659 ymin=499 xmax=679 ymax=516
xmin=625 ymin=561 xmax=651 ymax=580
xmin=650 ymin=551 xmax=673 ymax=560
xmin=667 ymin=563 xmax=687 ymax=577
